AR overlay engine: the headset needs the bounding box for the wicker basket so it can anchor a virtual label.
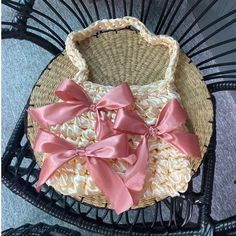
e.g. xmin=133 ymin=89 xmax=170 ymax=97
xmin=27 ymin=17 xmax=213 ymax=210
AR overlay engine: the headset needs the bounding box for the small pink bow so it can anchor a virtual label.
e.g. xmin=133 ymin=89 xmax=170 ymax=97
xmin=34 ymin=129 xmax=136 ymax=214
xmin=28 ymin=79 xmax=134 ymax=140
xmin=114 ymin=99 xmax=201 ymax=202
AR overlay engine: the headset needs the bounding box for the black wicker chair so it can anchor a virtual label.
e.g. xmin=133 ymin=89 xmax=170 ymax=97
xmin=2 ymin=0 xmax=236 ymax=235
xmin=2 ymin=223 xmax=80 ymax=236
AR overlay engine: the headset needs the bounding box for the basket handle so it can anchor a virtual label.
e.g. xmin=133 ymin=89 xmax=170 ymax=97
xmin=65 ymin=17 xmax=180 ymax=84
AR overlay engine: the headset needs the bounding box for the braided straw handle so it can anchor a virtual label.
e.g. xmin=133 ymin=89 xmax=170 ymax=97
xmin=65 ymin=17 xmax=180 ymax=84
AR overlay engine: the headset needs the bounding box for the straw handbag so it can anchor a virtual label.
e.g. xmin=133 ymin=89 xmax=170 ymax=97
xmin=27 ymin=17 xmax=213 ymax=211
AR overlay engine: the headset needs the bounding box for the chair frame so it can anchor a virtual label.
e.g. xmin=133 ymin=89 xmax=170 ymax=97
xmin=2 ymin=223 xmax=80 ymax=236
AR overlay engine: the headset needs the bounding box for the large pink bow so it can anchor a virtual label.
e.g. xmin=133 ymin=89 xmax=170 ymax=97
xmin=34 ymin=129 xmax=136 ymax=214
xmin=114 ymin=99 xmax=201 ymax=202
xmin=28 ymin=79 xmax=134 ymax=140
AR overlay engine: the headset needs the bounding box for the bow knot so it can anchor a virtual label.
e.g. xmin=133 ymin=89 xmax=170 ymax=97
xmin=74 ymin=146 xmax=87 ymax=157
xmin=28 ymin=79 xmax=134 ymax=140
xmin=89 ymin=103 xmax=97 ymax=112
xmin=148 ymin=126 xmax=160 ymax=137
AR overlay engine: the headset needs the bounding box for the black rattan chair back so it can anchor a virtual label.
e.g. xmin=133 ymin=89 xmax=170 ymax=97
xmin=2 ymin=1 xmax=236 ymax=235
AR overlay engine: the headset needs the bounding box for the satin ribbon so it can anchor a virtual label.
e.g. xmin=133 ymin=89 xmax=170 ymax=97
xmin=114 ymin=99 xmax=201 ymax=202
xmin=34 ymin=129 xmax=137 ymax=214
xmin=28 ymin=79 xmax=134 ymax=140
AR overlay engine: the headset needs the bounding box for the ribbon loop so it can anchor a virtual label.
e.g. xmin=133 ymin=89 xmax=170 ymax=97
xmin=28 ymin=79 xmax=134 ymax=140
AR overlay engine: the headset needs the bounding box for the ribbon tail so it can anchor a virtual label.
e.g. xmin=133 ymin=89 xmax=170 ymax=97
xmin=86 ymin=157 xmax=133 ymax=214
xmin=162 ymin=131 xmax=201 ymax=158
xmin=123 ymin=136 xmax=149 ymax=204
xmin=36 ymin=151 xmax=76 ymax=192
xmin=95 ymin=110 xmax=118 ymax=140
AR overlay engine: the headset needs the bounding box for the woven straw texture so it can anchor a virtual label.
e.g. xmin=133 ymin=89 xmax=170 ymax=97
xmin=27 ymin=18 xmax=213 ymax=209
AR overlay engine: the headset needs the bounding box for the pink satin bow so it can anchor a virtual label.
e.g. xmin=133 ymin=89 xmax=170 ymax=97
xmin=28 ymin=79 xmax=134 ymax=140
xmin=34 ymin=129 xmax=137 ymax=214
xmin=114 ymin=99 xmax=201 ymax=202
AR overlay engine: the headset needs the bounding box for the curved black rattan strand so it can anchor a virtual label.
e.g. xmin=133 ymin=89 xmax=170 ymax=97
xmin=4 ymin=29 xmax=61 ymax=55
xmin=2 ymin=223 xmax=80 ymax=236
xmin=205 ymin=75 xmax=236 ymax=80
xmin=182 ymin=200 xmax=193 ymax=227
xmin=26 ymin=25 xmax=65 ymax=48
xmin=59 ymin=0 xmax=87 ymax=28
xmin=163 ymin=0 xmax=183 ymax=35
xmin=5 ymin=1 xmax=64 ymax=45
xmin=2 ymin=1 xmax=65 ymax=46
xmin=170 ymin=0 xmax=204 ymax=36
xmin=122 ymin=0 xmax=127 ymax=16
xmin=204 ymin=69 xmax=236 ymax=80
xmin=25 ymin=162 xmax=37 ymax=183
xmin=74 ymin=0 xmax=94 ymax=23
xmin=143 ymin=0 xmax=153 ymax=24
xmin=111 ymin=0 xmax=116 ymax=19
xmin=140 ymin=0 xmax=145 ymax=22
xmin=178 ymin=0 xmax=218 ymax=43
xmin=150 ymin=201 xmax=159 ymax=229
xmin=207 ymin=80 xmax=236 ymax=93
xmin=130 ymin=210 xmax=140 ymax=231
xmin=125 ymin=211 xmax=131 ymax=226
xmin=158 ymin=201 xmax=165 ymax=227
xmin=5 ymin=0 xmax=70 ymax=35
xmin=104 ymin=0 xmax=112 ymax=19
xmin=92 ymin=0 xmax=100 ymax=20
xmin=155 ymin=0 xmax=177 ymax=35
xmin=198 ymin=101 xmax=216 ymax=229
xmin=100 ymin=206 xmax=109 ymax=221
xmin=3 ymin=22 xmax=64 ymax=48
xmin=199 ymin=62 xmax=236 ymax=70
xmin=154 ymin=0 xmax=169 ymax=34
xmin=175 ymin=198 xmax=184 ymax=226
xmin=43 ymin=0 xmax=73 ymax=32
xmin=171 ymin=199 xmax=178 ymax=227
xmin=188 ymin=37 xmax=236 ymax=59
xmin=129 ymin=0 xmax=134 ymax=16
xmin=214 ymin=215 xmax=236 ymax=234
xmin=167 ymin=199 xmax=175 ymax=227
xmin=115 ymin=212 xmax=123 ymax=225
xmin=196 ymin=49 xmax=236 ymax=67
xmin=186 ymin=18 xmax=236 ymax=55
xmin=181 ymin=9 xmax=236 ymax=48
xmin=26 ymin=14 xmax=65 ymax=45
